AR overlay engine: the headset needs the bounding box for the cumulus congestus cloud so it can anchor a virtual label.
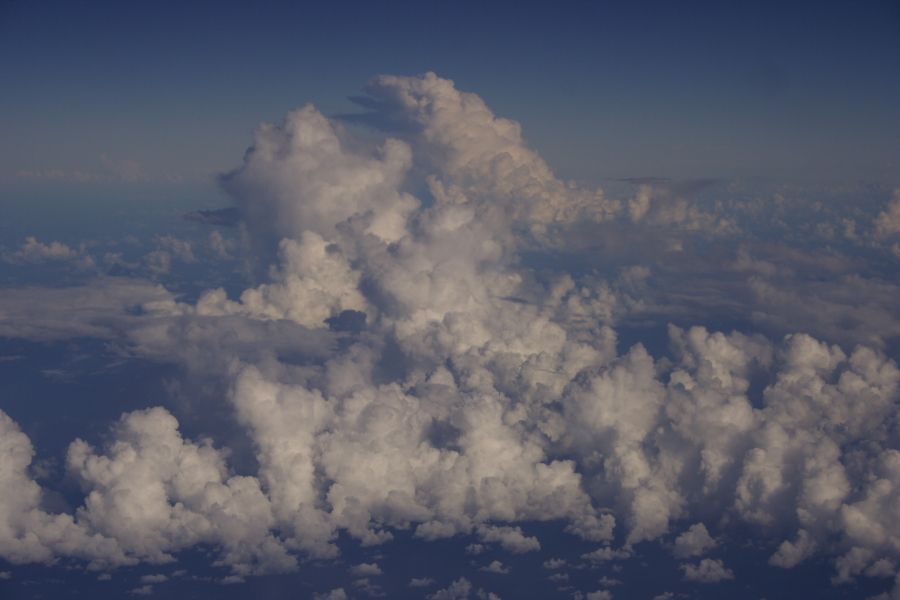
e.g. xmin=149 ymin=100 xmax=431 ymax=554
xmin=0 ymin=73 xmax=899 ymax=597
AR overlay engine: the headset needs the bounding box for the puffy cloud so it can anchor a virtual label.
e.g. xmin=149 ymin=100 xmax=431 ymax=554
xmin=680 ymin=558 xmax=734 ymax=583
xmin=476 ymin=525 xmax=540 ymax=554
xmin=581 ymin=546 xmax=632 ymax=564
xmin=875 ymin=190 xmax=900 ymax=239
xmin=314 ymin=589 xmax=349 ymax=600
xmin=543 ymin=558 xmax=566 ymax=569
xmin=221 ymin=103 xmax=418 ymax=259
xmin=427 ymin=577 xmax=472 ymax=600
xmin=672 ymin=523 xmax=717 ymax=558
xmin=194 ymin=232 xmax=367 ymax=328
xmin=350 ymin=563 xmax=383 ymax=577
xmin=129 ymin=584 xmax=154 ymax=595
xmin=1 ymin=73 xmax=899 ymax=599
xmin=67 ymin=406 xmax=294 ymax=575
xmin=769 ymin=529 xmax=816 ymax=568
xmin=0 ymin=409 xmax=126 ymax=568
xmin=358 ymin=72 xmax=619 ymax=236
xmin=480 ymin=560 xmax=509 ymax=574
xmin=2 ymin=236 xmax=95 ymax=269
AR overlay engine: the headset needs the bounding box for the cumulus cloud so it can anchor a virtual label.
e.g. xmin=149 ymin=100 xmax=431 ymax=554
xmin=672 ymin=523 xmax=717 ymax=558
xmin=67 ymin=406 xmax=294 ymax=574
xmin=480 ymin=560 xmax=510 ymax=574
xmin=874 ymin=190 xmax=900 ymax=239
xmin=681 ymin=558 xmax=734 ymax=583
xmin=350 ymin=563 xmax=383 ymax=577
xmin=314 ymin=589 xmax=349 ymax=600
xmin=476 ymin=526 xmax=540 ymax=554
xmin=0 ymin=409 xmax=127 ymax=568
xmin=2 ymin=236 xmax=95 ymax=269
xmin=1 ymin=73 xmax=899 ymax=598
xmin=428 ymin=577 xmax=472 ymax=600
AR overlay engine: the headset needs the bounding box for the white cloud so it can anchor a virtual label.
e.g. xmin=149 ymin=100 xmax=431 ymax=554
xmin=672 ymin=523 xmax=717 ymax=558
xmin=681 ymin=558 xmax=734 ymax=583
xmin=581 ymin=546 xmax=632 ymax=563
xmin=427 ymin=578 xmax=472 ymax=600
xmin=0 ymin=73 xmax=899 ymax=598
xmin=350 ymin=562 xmax=382 ymax=577
xmin=314 ymin=589 xmax=348 ymax=600
xmin=67 ymin=406 xmax=295 ymax=574
xmin=476 ymin=525 xmax=540 ymax=554
xmin=542 ymin=558 xmax=566 ymax=569
xmin=2 ymin=236 xmax=95 ymax=269
xmin=874 ymin=190 xmax=900 ymax=238
xmin=129 ymin=585 xmax=154 ymax=596
xmin=480 ymin=560 xmax=509 ymax=574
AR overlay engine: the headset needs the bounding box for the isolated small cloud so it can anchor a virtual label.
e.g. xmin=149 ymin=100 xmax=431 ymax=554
xmin=543 ymin=558 xmax=566 ymax=569
xmin=581 ymin=547 xmax=631 ymax=564
xmin=672 ymin=523 xmax=716 ymax=558
xmin=681 ymin=559 xmax=734 ymax=583
xmin=350 ymin=562 xmax=382 ymax=577
xmin=480 ymin=560 xmax=510 ymax=574
xmin=314 ymin=589 xmax=348 ymax=600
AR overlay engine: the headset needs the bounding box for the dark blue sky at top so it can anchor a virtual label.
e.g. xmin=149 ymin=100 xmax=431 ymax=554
xmin=0 ymin=0 xmax=898 ymax=188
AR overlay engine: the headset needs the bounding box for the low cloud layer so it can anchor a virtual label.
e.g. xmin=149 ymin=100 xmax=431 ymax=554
xmin=1 ymin=73 xmax=899 ymax=598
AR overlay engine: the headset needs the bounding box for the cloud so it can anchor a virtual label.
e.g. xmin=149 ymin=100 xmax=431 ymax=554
xmin=1 ymin=73 xmax=899 ymax=598
xmin=2 ymin=237 xmax=95 ymax=269
xmin=66 ymin=406 xmax=294 ymax=574
xmin=427 ymin=578 xmax=472 ymax=600
xmin=543 ymin=558 xmax=566 ymax=569
xmin=0 ymin=409 xmax=127 ymax=568
xmin=129 ymin=584 xmax=154 ymax=595
xmin=681 ymin=558 xmax=734 ymax=583
xmin=314 ymin=589 xmax=348 ymax=600
xmin=874 ymin=190 xmax=900 ymax=238
xmin=672 ymin=523 xmax=717 ymax=558
xmin=350 ymin=563 xmax=382 ymax=577
xmin=476 ymin=525 xmax=540 ymax=554
xmin=480 ymin=560 xmax=510 ymax=574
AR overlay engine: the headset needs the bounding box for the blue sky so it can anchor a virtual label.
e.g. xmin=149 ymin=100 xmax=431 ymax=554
xmin=1 ymin=2 xmax=900 ymax=599
xmin=1 ymin=0 xmax=898 ymax=187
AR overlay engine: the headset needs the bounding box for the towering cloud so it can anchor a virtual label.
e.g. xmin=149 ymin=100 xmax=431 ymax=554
xmin=0 ymin=73 xmax=898 ymax=597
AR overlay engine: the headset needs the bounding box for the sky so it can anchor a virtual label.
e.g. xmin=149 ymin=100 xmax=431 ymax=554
xmin=1 ymin=0 xmax=899 ymax=187
xmin=1 ymin=1 xmax=900 ymax=600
